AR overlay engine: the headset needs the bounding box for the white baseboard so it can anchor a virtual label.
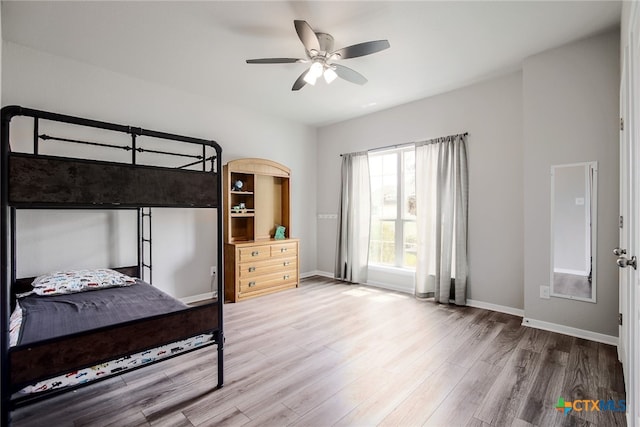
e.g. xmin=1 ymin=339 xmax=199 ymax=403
xmin=365 ymin=280 xmax=413 ymax=294
xmin=301 ymin=270 xmax=333 ymax=279
xmin=522 ymin=317 xmax=618 ymax=346
xmin=180 ymin=292 xmax=216 ymax=305
xmin=467 ymin=299 xmax=524 ymax=317
xmin=302 ymin=272 xmax=414 ymax=294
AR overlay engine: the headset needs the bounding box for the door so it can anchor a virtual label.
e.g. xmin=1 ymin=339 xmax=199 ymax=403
xmin=619 ymin=40 xmax=630 ymax=395
xmin=632 ymin=20 xmax=640 ymax=425
xmin=619 ymin=6 xmax=640 ymax=425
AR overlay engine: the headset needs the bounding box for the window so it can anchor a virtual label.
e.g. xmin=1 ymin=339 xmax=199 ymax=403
xmin=368 ymin=147 xmax=416 ymax=269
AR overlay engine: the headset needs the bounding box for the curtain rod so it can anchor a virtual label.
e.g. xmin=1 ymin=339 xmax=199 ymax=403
xmin=339 ymin=132 xmax=468 ymax=157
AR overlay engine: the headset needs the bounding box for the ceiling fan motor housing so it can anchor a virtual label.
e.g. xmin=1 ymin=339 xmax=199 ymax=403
xmin=314 ymin=32 xmax=335 ymax=55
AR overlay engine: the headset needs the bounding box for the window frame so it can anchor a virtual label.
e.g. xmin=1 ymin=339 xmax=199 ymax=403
xmin=368 ymin=146 xmax=416 ymax=270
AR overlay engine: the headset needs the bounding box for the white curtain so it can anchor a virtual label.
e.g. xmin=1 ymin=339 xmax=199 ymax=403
xmin=415 ymin=134 xmax=468 ymax=304
xmin=335 ymin=152 xmax=371 ymax=283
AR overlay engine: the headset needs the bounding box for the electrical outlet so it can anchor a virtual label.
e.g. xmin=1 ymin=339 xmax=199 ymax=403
xmin=540 ymin=285 xmax=550 ymax=299
xmin=210 ymin=266 xmax=217 ymax=276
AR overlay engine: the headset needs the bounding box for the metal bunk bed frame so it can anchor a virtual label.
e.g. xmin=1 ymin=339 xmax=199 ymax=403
xmin=0 ymin=105 xmax=224 ymax=425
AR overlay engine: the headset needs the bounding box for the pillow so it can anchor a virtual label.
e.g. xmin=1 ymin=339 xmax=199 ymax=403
xmin=31 ymin=269 xmax=137 ymax=296
xmin=9 ymin=301 xmax=22 ymax=347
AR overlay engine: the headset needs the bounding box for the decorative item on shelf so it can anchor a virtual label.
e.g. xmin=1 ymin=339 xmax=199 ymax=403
xmin=274 ymin=225 xmax=286 ymax=240
xmin=239 ymin=202 xmax=247 ymax=213
xmin=232 ymin=180 xmax=244 ymax=191
xmin=232 ymin=205 xmax=241 ymax=213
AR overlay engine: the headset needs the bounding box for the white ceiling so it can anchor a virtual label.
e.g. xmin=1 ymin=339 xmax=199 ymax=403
xmin=2 ymin=1 xmax=621 ymax=127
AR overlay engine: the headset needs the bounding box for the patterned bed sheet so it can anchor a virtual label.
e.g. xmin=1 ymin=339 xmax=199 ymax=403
xmin=15 ymin=327 xmax=213 ymax=395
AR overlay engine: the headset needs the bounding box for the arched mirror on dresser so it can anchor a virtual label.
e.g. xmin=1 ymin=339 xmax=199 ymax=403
xmin=550 ymin=161 xmax=598 ymax=302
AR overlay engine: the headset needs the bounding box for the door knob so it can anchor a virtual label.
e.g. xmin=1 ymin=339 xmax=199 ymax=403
xmin=614 ymin=247 xmax=627 ymax=256
xmin=617 ymin=255 xmax=637 ymax=269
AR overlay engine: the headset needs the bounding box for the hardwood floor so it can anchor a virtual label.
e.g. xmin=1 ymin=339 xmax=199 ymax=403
xmin=12 ymin=276 xmax=626 ymax=426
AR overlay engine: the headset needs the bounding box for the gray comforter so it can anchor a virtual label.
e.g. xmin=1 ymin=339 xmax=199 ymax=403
xmin=17 ymin=281 xmax=187 ymax=345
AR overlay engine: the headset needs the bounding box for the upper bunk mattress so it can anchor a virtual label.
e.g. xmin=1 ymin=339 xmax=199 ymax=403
xmin=9 ymin=153 xmax=218 ymax=208
xmin=16 ymin=281 xmax=188 ymax=346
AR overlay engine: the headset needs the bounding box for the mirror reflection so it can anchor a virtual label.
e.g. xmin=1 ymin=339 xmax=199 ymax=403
xmin=550 ymin=162 xmax=597 ymax=302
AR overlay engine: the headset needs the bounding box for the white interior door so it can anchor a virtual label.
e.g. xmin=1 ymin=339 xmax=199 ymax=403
xmin=620 ymin=6 xmax=640 ymax=425
xmin=619 ymin=43 xmax=630 ymax=381
xmin=632 ymin=21 xmax=640 ymax=425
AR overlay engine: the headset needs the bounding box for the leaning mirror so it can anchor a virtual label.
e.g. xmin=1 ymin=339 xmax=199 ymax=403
xmin=550 ymin=162 xmax=597 ymax=302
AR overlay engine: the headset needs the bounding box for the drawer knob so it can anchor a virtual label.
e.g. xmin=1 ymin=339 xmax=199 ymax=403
xmin=280 ymin=248 xmax=287 ymax=252
xmin=251 ymin=251 xmax=259 ymax=256
xmin=248 ymin=267 xmax=256 ymax=272
xmin=248 ymin=281 xmax=256 ymax=287
xmin=284 ymin=274 xmax=290 ymax=279
xmin=283 ymin=261 xmax=290 ymax=266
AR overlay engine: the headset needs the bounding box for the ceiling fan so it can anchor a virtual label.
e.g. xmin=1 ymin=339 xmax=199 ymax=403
xmin=246 ymin=20 xmax=390 ymax=91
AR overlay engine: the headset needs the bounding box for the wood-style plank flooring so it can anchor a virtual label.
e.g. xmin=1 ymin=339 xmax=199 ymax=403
xmin=12 ymin=276 xmax=626 ymax=426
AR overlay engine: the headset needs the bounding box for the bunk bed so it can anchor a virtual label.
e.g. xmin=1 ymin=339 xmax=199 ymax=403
xmin=0 ymin=106 xmax=224 ymax=425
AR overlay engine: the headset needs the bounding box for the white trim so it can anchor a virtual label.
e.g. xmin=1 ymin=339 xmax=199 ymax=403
xmin=301 ymin=270 xmax=333 ymax=279
xmin=304 ymin=271 xmax=413 ymax=294
xmin=179 ymin=292 xmax=216 ymax=305
xmin=522 ymin=317 xmax=618 ymax=346
xmin=365 ymin=279 xmax=413 ymax=294
xmin=466 ymin=299 xmax=524 ymax=317
xmin=367 ymin=264 xmax=416 ymax=276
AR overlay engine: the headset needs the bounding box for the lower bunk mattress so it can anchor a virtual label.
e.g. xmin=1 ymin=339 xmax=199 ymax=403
xmin=18 ymin=333 xmax=213 ymax=394
xmin=10 ymin=278 xmax=216 ymax=395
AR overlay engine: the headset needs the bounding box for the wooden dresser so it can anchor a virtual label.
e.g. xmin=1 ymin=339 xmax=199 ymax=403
xmin=223 ymin=158 xmax=299 ymax=302
xmin=224 ymin=239 xmax=299 ymax=302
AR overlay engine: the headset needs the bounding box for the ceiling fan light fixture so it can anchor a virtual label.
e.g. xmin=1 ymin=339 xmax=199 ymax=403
xmin=303 ymin=71 xmax=318 ymax=85
xmin=309 ymin=62 xmax=324 ymax=78
xmin=303 ymin=61 xmax=324 ymax=85
xmin=324 ymin=67 xmax=338 ymax=84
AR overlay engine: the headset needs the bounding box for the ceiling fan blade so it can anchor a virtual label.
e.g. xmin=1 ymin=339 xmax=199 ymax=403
xmin=292 ymin=68 xmax=310 ymax=91
xmin=294 ymin=20 xmax=320 ymax=52
xmin=246 ymin=58 xmax=303 ymax=64
xmin=332 ymin=40 xmax=390 ymax=59
xmin=333 ymin=64 xmax=368 ymax=85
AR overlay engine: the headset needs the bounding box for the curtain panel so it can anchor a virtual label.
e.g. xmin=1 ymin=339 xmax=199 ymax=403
xmin=415 ymin=134 xmax=469 ymax=304
xmin=335 ymin=152 xmax=371 ymax=283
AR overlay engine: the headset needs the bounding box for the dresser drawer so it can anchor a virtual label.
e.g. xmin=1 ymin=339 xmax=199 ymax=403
xmin=239 ymin=269 xmax=297 ymax=294
xmin=238 ymin=256 xmax=297 ymax=278
xmin=270 ymin=241 xmax=298 ymax=257
xmin=225 ymin=238 xmax=299 ymax=303
xmin=238 ymin=246 xmax=271 ymax=262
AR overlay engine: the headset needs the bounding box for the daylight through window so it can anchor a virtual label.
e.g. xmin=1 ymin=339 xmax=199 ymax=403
xmin=368 ymin=147 xmax=416 ymax=269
